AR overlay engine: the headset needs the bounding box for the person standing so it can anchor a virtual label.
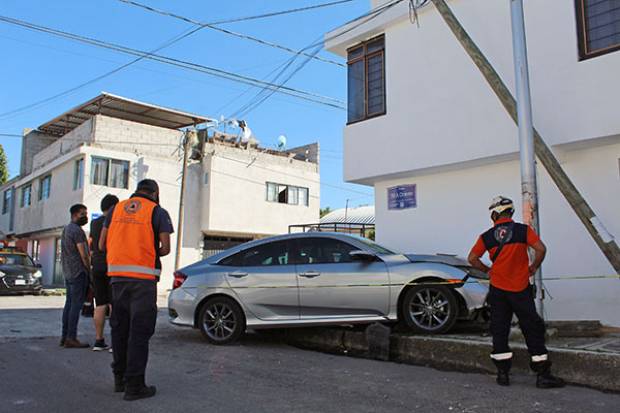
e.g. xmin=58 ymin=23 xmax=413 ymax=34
xmin=99 ymin=179 xmax=173 ymax=401
xmin=468 ymin=196 xmax=565 ymax=388
xmin=60 ymin=204 xmax=91 ymax=349
xmin=89 ymin=194 xmax=119 ymax=351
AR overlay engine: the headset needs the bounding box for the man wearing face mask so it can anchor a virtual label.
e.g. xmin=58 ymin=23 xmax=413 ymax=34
xmin=98 ymin=179 xmax=173 ymax=401
xmin=60 ymin=203 xmax=91 ymax=348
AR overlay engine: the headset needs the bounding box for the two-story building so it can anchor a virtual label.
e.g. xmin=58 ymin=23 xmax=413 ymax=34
xmin=326 ymin=0 xmax=620 ymax=325
xmin=0 ymin=93 xmax=320 ymax=292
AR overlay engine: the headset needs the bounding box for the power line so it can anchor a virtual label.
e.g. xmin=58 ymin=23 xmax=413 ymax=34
xmin=0 ymin=25 xmax=208 ymax=120
xmin=0 ymin=15 xmax=346 ymax=110
xmin=116 ymin=0 xmax=347 ymax=67
xmin=0 ymin=133 xmax=22 ymax=137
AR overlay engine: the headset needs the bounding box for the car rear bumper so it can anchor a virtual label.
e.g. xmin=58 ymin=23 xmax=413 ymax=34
xmin=168 ymin=287 xmax=197 ymax=328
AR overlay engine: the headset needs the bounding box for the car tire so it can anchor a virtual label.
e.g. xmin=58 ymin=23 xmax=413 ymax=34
xmin=401 ymin=284 xmax=458 ymax=334
xmin=198 ymin=296 xmax=245 ymax=345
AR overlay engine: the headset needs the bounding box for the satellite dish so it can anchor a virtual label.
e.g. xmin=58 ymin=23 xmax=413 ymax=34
xmin=277 ymin=135 xmax=287 ymax=151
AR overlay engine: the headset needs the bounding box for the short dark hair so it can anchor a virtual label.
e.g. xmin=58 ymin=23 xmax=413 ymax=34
xmin=136 ymin=179 xmax=159 ymax=194
xmin=100 ymin=194 xmax=119 ymax=212
xmin=69 ymin=204 xmax=87 ymax=216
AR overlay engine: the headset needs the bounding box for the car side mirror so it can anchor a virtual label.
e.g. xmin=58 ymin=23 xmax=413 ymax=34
xmin=350 ymin=250 xmax=377 ymax=262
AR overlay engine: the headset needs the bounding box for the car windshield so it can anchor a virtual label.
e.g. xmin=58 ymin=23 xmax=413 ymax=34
xmin=0 ymin=254 xmax=35 ymax=267
xmin=348 ymin=236 xmax=396 ymax=255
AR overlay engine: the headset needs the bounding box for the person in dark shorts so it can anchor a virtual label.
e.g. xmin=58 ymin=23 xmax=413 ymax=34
xmin=89 ymin=194 xmax=119 ymax=351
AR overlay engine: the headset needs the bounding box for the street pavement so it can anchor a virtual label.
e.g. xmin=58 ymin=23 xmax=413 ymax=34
xmin=1 ymin=296 xmax=618 ymax=413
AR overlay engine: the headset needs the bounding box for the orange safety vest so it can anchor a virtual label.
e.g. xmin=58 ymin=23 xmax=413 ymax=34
xmin=107 ymin=196 xmax=161 ymax=281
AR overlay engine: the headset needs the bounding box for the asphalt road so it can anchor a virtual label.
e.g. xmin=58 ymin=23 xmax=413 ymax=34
xmin=0 ymin=298 xmax=618 ymax=413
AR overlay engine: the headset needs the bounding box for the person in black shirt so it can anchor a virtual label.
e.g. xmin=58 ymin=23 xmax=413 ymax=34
xmin=89 ymin=194 xmax=119 ymax=351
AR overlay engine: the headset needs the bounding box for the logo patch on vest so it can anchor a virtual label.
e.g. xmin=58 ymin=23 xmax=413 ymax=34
xmin=494 ymin=225 xmax=513 ymax=243
xmin=124 ymin=200 xmax=142 ymax=214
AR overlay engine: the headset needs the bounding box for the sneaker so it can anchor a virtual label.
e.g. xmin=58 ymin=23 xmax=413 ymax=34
xmin=109 ymin=347 xmax=113 ymax=354
xmin=93 ymin=339 xmax=110 ymax=351
xmin=64 ymin=338 xmax=90 ymax=348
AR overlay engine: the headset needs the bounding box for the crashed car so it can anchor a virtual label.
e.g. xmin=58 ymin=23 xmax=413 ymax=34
xmin=0 ymin=248 xmax=43 ymax=295
xmin=169 ymin=232 xmax=489 ymax=344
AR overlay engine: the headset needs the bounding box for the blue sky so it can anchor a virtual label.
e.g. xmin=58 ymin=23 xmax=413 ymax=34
xmin=0 ymin=0 xmax=374 ymax=209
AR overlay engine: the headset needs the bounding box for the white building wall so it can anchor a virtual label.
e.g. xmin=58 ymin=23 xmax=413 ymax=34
xmin=327 ymin=0 xmax=620 ymax=184
xmin=374 ymin=141 xmax=620 ymax=326
xmin=205 ymin=145 xmax=320 ymax=236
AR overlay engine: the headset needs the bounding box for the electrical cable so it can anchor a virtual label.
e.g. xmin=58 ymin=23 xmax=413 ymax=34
xmin=116 ymin=0 xmax=347 ymax=67
xmin=0 ymin=15 xmax=346 ymax=112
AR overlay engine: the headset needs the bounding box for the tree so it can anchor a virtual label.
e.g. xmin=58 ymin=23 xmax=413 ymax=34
xmin=320 ymin=207 xmax=332 ymax=218
xmin=0 ymin=144 xmax=8 ymax=185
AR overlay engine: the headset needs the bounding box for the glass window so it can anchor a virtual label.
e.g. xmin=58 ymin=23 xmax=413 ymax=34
xmin=287 ymin=186 xmax=299 ymax=205
xmin=266 ymin=182 xmax=277 ymax=202
xmin=2 ymin=189 xmax=11 ymax=214
xmin=576 ymin=0 xmax=620 ymax=59
xmin=298 ymin=187 xmax=309 ymax=207
xmin=91 ymin=157 xmax=109 ymax=186
xmin=0 ymin=253 xmax=35 ymax=266
xmin=109 ymin=159 xmax=129 ymax=189
xmin=220 ymin=240 xmax=292 ymax=267
xmin=73 ymin=158 xmax=84 ymax=190
xmin=20 ymin=184 xmax=31 ymax=208
xmin=277 ymin=184 xmax=288 ymax=203
xmin=39 ymin=175 xmax=51 ymax=201
xmin=296 ymin=238 xmax=356 ymax=264
xmin=347 ymin=35 xmax=385 ymax=123
xmin=32 ymin=240 xmax=40 ymax=262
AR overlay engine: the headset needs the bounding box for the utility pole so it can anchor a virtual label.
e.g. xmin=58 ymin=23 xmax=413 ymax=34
xmin=174 ymin=130 xmax=191 ymax=271
xmin=510 ymin=0 xmax=543 ymax=315
xmin=430 ymin=0 xmax=620 ymax=275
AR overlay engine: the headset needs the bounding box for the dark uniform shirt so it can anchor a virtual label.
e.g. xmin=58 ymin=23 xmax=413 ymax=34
xmin=470 ymin=218 xmax=540 ymax=292
xmin=104 ymin=193 xmax=174 ymax=283
xmin=90 ymin=216 xmax=107 ymax=272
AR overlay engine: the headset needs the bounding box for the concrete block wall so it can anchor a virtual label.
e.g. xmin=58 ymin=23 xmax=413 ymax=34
xmin=20 ymin=130 xmax=57 ymax=176
xmin=31 ymin=119 xmax=94 ymax=172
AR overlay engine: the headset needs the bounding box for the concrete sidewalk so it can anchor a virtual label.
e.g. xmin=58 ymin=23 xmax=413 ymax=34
xmin=281 ymin=323 xmax=620 ymax=393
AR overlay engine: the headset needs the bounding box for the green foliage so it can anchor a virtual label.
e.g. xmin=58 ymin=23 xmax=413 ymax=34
xmin=0 ymin=144 xmax=8 ymax=185
xmin=320 ymin=206 xmax=332 ymax=218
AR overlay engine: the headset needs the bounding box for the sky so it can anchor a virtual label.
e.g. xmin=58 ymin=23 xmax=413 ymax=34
xmin=0 ymin=0 xmax=375 ymax=210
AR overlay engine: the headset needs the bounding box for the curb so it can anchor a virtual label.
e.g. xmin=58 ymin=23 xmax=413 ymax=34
xmin=282 ymin=327 xmax=620 ymax=393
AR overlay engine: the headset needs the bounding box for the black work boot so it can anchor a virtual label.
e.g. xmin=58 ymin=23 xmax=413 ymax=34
xmin=123 ymin=375 xmax=156 ymax=401
xmin=492 ymin=358 xmax=512 ymax=386
xmin=531 ymin=359 xmax=566 ymax=389
xmin=114 ymin=374 xmax=126 ymax=393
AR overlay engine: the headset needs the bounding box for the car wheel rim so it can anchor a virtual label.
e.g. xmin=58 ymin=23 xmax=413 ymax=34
xmin=409 ymin=288 xmax=451 ymax=331
xmin=204 ymin=303 xmax=236 ymax=341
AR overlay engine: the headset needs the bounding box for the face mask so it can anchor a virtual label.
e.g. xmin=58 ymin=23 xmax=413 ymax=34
xmin=77 ymin=216 xmax=88 ymax=226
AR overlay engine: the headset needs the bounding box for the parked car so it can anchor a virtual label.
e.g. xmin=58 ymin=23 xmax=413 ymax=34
xmin=168 ymin=233 xmax=489 ymax=344
xmin=0 ymin=248 xmax=43 ymax=295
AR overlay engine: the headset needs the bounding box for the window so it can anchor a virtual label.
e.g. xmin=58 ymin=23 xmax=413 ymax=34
xmin=219 ymin=240 xmax=292 ymax=267
xmin=2 ymin=189 xmax=11 ymax=215
xmin=576 ymin=0 xmax=620 ymax=60
xmin=73 ymin=158 xmax=84 ymax=190
xmin=347 ymin=35 xmax=386 ymax=123
xmin=39 ymin=175 xmax=51 ymax=201
xmin=20 ymin=184 xmax=31 ymax=208
xmin=266 ymin=182 xmax=309 ymax=206
xmin=91 ymin=157 xmax=129 ymax=189
xmin=31 ymin=240 xmax=40 ymax=262
xmin=296 ymin=238 xmax=357 ymax=264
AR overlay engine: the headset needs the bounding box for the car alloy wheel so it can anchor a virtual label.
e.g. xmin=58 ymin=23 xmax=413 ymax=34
xmin=401 ymin=284 xmax=458 ymax=334
xmin=199 ymin=296 xmax=245 ymax=345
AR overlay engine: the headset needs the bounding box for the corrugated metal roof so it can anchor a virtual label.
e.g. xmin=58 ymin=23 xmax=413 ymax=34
xmin=320 ymin=205 xmax=375 ymax=225
xmin=38 ymin=92 xmax=212 ymax=136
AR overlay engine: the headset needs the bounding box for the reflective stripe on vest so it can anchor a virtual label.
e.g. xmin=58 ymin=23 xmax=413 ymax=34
xmin=106 ymin=197 xmax=158 ymax=281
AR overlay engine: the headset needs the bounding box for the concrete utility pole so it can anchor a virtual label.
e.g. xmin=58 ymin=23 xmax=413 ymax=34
xmin=430 ymin=0 xmax=620 ymax=275
xmin=174 ymin=130 xmax=190 ymax=271
xmin=510 ymin=0 xmax=543 ymax=314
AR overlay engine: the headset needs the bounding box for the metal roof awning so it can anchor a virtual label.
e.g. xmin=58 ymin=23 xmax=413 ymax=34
xmin=38 ymin=92 xmax=212 ymax=136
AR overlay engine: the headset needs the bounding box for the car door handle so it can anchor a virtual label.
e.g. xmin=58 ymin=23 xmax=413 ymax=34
xmin=299 ymin=271 xmax=321 ymax=278
xmin=228 ymin=271 xmax=248 ymax=278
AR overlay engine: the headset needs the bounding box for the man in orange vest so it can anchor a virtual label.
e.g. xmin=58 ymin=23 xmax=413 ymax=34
xmin=99 ymin=179 xmax=173 ymax=401
xmin=468 ymin=196 xmax=564 ymax=389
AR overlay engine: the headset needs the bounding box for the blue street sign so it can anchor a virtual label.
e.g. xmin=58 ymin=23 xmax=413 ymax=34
xmin=388 ymin=184 xmax=417 ymax=210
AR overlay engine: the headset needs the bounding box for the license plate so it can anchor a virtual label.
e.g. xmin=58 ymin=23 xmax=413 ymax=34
xmin=14 ymin=280 xmax=26 ymax=285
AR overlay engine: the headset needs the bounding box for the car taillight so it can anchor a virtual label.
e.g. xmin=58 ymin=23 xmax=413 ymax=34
xmin=173 ymin=271 xmax=187 ymax=290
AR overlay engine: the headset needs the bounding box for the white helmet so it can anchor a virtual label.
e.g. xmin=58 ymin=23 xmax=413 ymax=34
xmin=489 ymin=196 xmax=514 ymax=216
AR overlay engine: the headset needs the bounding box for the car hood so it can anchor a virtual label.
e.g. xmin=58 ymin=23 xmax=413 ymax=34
xmin=0 ymin=265 xmax=37 ymax=276
xmin=404 ymin=254 xmax=470 ymax=267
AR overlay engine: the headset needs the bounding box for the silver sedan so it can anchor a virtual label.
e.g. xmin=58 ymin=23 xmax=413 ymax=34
xmin=168 ymin=233 xmax=489 ymax=344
